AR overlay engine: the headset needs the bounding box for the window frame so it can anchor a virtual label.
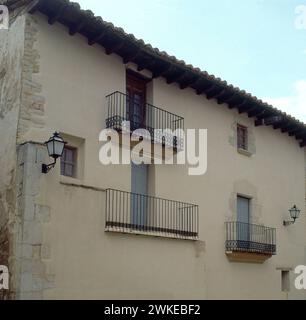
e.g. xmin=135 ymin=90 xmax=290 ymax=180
xmin=60 ymin=146 xmax=77 ymax=178
xmin=237 ymin=124 xmax=248 ymax=151
xmin=237 ymin=195 xmax=251 ymax=224
xmin=281 ymin=270 xmax=290 ymax=292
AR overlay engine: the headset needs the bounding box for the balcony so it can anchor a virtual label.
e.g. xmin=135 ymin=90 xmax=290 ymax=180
xmin=105 ymin=91 xmax=184 ymax=149
xmin=225 ymin=222 xmax=276 ymax=263
xmin=105 ymin=189 xmax=199 ymax=240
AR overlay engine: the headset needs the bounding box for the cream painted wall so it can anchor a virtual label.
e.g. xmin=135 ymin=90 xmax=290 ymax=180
xmin=16 ymin=13 xmax=306 ymax=300
xmin=22 ymin=14 xmax=206 ymax=300
xmin=151 ymin=78 xmax=306 ymax=299
xmin=26 ymin=13 xmax=131 ymax=193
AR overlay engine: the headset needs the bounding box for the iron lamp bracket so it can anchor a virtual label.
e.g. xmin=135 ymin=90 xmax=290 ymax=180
xmin=283 ymin=219 xmax=296 ymax=227
xmin=42 ymin=160 xmax=57 ymax=174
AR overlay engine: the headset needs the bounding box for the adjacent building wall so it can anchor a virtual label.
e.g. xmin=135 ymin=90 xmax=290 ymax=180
xmin=0 ymin=13 xmax=26 ymax=299
xmin=0 ymin=1 xmax=45 ymax=299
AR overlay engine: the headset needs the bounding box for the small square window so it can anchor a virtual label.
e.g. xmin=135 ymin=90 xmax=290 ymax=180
xmin=281 ymin=270 xmax=290 ymax=292
xmin=237 ymin=124 xmax=248 ymax=151
xmin=61 ymin=146 xmax=77 ymax=178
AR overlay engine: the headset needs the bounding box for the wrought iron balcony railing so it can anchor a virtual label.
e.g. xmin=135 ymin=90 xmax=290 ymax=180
xmin=105 ymin=91 xmax=184 ymax=148
xmin=105 ymin=189 xmax=199 ymax=240
xmin=225 ymin=222 xmax=276 ymax=255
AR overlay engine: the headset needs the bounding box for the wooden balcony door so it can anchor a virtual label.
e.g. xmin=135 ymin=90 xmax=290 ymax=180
xmin=126 ymin=71 xmax=146 ymax=131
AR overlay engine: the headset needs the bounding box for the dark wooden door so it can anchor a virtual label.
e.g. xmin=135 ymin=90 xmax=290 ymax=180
xmin=126 ymin=72 xmax=146 ymax=130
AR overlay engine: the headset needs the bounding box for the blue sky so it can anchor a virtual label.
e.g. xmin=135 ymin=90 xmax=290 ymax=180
xmin=76 ymin=0 xmax=306 ymax=122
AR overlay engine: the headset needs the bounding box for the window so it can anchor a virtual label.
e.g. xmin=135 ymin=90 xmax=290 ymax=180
xmin=281 ymin=270 xmax=290 ymax=292
xmin=60 ymin=146 xmax=77 ymax=178
xmin=237 ymin=124 xmax=248 ymax=150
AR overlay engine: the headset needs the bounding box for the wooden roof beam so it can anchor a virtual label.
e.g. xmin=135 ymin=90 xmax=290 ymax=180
xmin=105 ymin=41 xmax=125 ymax=55
xmin=207 ymin=88 xmax=226 ymax=100
xmin=196 ymin=83 xmax=214 ymax=95
xmin=88 ymin=29 xmax=108 ymax=46
xmin=289 ymin=128 xmax=304 ymax=136
xmin=255 ymin=119 xmax=264 ymax=127
xmin=228 ymin=97 xmax=244 ymax=109
xmin=69 ymin=19 xmax=87 ymax=36
xmin=273 ymin=121 xmax=290 ymax=130
xmin=255 ymin=115 xmax=282 ymax=127
xmin=180 ymin=77 xmax=200 ymax=90
xmin=203 ymin=84 xmax=218 ymax=99
xmin=152 ymin=64 xmax=173 ymax=79
xmin=166 ymin=71 xmax=187 ymax=84
xmin=239 ymin=104 xmax=255 ymax=114
xmin=48 ymin=3 xmax=67 ymax=25
xmin=248 ymin=108 xmax=263 ymax=118
xmin=217 ymin=92 xmax=236 ymax=105
xmin=300 ymin=140 xmax=306 ymax=148
xmin=137 ymin=60 xmax=154 ymax=72
xmin=254 ymin=112 xmax=275 ymax=126
xmin=123 ymin=50 xmax=141 ymax=64
xmin=229 ymin=99 xmax=247 ymax=110
xmin=295 ymin=131 xmax=306 ymax=140
xmin=267 ymin=116 xmax=283 ymax=127
xmin=253 ymin=110 xmax=275 ymax=123
xmin=256 ymin=111 xmax=273 ymax=120
xmin=281 ymin=124 xmax=296 ymax=133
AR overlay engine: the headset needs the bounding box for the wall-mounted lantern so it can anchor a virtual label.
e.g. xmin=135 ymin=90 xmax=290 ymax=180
xmin=42 ymin=132 xmax=67 ymax=174
xmin=283 ymin=205 xmax=301 ymax=226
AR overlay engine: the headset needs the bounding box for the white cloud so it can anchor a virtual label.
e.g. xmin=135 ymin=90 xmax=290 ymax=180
xmin=263 ymin=80 xmax=306 ymax=123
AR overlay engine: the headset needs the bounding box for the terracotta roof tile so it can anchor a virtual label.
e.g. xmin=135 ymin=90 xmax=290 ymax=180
xmin=7 ymin=0 xmax=306 ymax=139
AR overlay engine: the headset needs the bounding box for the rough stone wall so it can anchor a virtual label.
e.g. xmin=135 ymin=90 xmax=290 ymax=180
xmin=0 ymin=12 xmax=26 ymax=300
xmin=14 ymin=143 xmax=54 ymax=300
xmin=13 ymin=10 xmax=49 ymax=300
xmin=0 ymin=226 xmax=10 ymax=299
xmin=0 ymin=2 xmax=44 ymax=299
xmin=17 ymin=13 xmax=45 ymax=143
